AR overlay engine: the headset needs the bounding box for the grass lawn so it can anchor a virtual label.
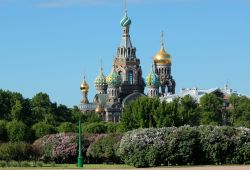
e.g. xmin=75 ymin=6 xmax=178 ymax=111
xmin=1 ymin=164 xmax=250 ymax=170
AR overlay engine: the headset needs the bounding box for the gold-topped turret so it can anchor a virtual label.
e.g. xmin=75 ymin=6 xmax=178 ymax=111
xmin=80 ymin=75 xmax=89 ymax=92
xmin=153 ymin=32 xmax=172 ymax=65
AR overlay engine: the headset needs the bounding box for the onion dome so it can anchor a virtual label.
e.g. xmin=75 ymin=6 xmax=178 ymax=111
xmin=146 ymin=66 xmax=159 ymax=87
xmin=94 ymin=67 xmax=107 ymax=88
xmin=120 ymin=11 xmax=131 ymax=27
xmin=106 ymin=67 xmax=122 ymax=87
xmin=153 ymin=47 xmax=172 ymax=65
xmin=153 ymin=32 xmax=172 ymax=65
xmin=95 ymin=105 xmax=105 ymax=113
xmin=80 ymin=76 xmax=89 ymax=92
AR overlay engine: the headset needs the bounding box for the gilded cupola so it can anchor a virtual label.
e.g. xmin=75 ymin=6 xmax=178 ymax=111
xmin=80 ymin=76 xmax=89 ymax=93
xmin=153 ymin=32 xmax=172 ymax=65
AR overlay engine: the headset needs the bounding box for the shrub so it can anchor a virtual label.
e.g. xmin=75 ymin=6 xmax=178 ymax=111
xmin=119 ymin=128 xmax=174 ymax=167
xmin=58 ymin=122 xmax=77 ymax=133
xmin=32 ymin=122 xmax=56 ymax=138
xmin=87 ymin=133 xmax=123 ymax=163
xmin=21 ymin=161 xmax=31 ymax=167
xmin=119 ymin=126 xmax=250 ymax=167
xmin=6 ymin=120 xmax=28 ymax=142
xmin=83 ymin=122 xmax=107 ymax=134
xmin=0 ymin=120 xmax=8 ymax=142
xmin=9 ymin=160 xmax=18 ymax=167
xmin=0 ymin=160 xmax=7 ymax=167
xmin=166 ymin=126 xmax=201 ymax=165
xmin=0 ymin=142 xmax=30 ymax=165
xmin=199 ymin=126 xmax=238 ymax=164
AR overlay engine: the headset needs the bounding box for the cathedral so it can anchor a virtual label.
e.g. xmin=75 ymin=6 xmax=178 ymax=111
xmin=79 ymin=8 xmax=176 ymax=122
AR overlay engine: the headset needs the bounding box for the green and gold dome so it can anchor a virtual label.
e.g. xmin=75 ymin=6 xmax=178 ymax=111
xmin=94 ymin=67 xmax=107 ymax=88
xmin=146 ymin=67 xmax=159 ymax=87
xmin=106 ymin=69 xmax=122 ymax=87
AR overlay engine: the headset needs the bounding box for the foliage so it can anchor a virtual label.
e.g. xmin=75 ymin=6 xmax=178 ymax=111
xmin=119 ymin=126 xmax=250 ymax=167
xmin=32 ymin=122 xmax=56 ymax=139
xmin=6 ymin=120 xmax=29 ymax=142
xmin=58 ymin=122 xmax=77 ymax=133
xmin=0 ymin=142 xmax=30 ymax=165
xmin=0 ymin=120 xmax=8 ymax=142
xmin=87 ymin=133 xmax=123 ymax=163
xmin=83 ymin=122 xmax=107 ymax=134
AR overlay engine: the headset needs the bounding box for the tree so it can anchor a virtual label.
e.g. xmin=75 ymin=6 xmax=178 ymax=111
xmin=228 ymin=95 xmax=250 ymax=128
xmin=0 ymin=120 xmax=8 ymax=142
xmin=10 ymin=100 xmax=23 ymax=121
xmin=58 ymin=122 xmax=77 ymax=133
xmin=199 ymin=93 xmax=223 ymax=125
xmin=6 ymin=120 xmax=28 ymax=142
xmin=31 ymin=92 xmax=55 ymax=125
xmin=178 ymin=95 xmax=200 ymax=126
xmin=32 ymin=122 xmax=56 ymax=138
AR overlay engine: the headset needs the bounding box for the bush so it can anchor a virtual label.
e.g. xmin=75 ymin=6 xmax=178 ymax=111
xmin=0 ymin=142 xmax=30 ymax=165
xmin=32 ymin=122 xmax=56 ymax=138
xmin=0 ymin=120 xmax=8 ymax=142
xmin=32 ymin=133 xmax=105 ymax=164
xmin=119 ymin=128 xmax=175 ymax=167
xmin=33 ymin=133 xmax=78 ymax=163
xmin=87 ymin=133 xmax=123 ymax=164
xmin=6 ymin=120 xmax=28 ymax=142
xmin=58 ymin=122 xmax=77 ymax=133
xmin=0 ymin=160 xmax=7 ymax=167
xmin=83 ymin=122 xmax=107 ymax=134
xmin=9 ymin=160 xmax=19 ymax=167
xmin=21 ymin=161 xmax=31 ymax=167
xmin=119 ymin=126 xmax=250 ymax=167
xmin=166 ymin=126 xmax=201 ymax=165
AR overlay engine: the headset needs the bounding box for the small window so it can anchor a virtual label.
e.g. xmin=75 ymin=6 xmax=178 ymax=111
xmin=129 ymin=71 xmax=133 ymax=85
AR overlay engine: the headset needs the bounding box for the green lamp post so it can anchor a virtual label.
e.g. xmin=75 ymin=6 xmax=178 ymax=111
xmin=77 ymin=119 xmax=83 ymax=168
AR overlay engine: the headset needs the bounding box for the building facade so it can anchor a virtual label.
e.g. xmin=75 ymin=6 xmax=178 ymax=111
xmin=79 ymin=8 xmax=176 ymax=122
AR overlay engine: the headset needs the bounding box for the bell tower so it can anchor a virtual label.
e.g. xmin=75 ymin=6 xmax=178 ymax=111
xmin=113 ymin=2 xmax=145 ymax=100
xmin=153 ymin=32 xmax=176 ymax=95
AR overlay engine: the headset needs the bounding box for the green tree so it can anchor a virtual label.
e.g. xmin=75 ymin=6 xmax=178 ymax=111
xmin=32 ymin=122 xmax=56 ymax=138
xmin=58 ymin=122 xmax=77 ymax=133
xmin=0 ymin=120 xmax=8 ymax=142
xmin=228 ymin=95 xmax=250 ymax=128
xmin=178 ymin=95 xmax=199 ymax=126
xmin=31 ymin=92 xmax=55 ymax=124
xmin=199 ymin=93 xmax=223 ymax=125
xmin=6 ymin=120 xmax=28 ymax=142
xmin=10 ymin=100 xmax=23 ymax=121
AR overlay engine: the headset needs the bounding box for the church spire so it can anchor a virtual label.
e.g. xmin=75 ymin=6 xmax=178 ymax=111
xmin=119 ymin=0 xmax=134 ymax=57
xmin=161 ymin=31 xmax=165 ymax=50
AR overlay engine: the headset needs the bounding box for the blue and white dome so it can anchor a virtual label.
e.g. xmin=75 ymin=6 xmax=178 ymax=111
xmin=120 ymin=12 xmax=131 ymax=27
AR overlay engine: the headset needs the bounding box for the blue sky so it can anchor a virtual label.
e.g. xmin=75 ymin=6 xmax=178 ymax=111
xmin=0 ymin=0 xmax=250 ymax=107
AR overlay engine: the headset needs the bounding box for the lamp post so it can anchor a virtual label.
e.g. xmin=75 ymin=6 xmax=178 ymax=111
xmin=77 ymin=119 xmax=83 ymax=168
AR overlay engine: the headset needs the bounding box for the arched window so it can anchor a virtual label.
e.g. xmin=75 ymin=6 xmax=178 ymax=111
xmin=128 ymin=70 xmax=133 ymax=85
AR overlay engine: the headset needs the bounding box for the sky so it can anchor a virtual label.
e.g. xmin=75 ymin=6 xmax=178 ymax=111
xmin=0 ymin=0 xmax=250 ymax=107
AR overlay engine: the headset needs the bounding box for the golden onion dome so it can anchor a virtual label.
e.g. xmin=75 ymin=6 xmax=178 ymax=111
xmin=153 ymin=47 xmax=172 ymax=65
xmin=153 ymin=31 xmax=172 ymax=65
xmin=95 ymin=106 xmax=105 ymax=113
xmin=80 ymin=78 xmax=89 ymax=92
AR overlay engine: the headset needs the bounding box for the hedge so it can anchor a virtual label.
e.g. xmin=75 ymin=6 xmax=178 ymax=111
xmin=119 ymin=126 xmax=250 ymax=167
